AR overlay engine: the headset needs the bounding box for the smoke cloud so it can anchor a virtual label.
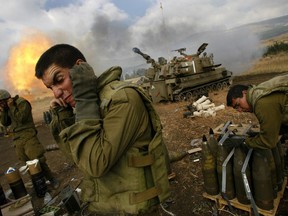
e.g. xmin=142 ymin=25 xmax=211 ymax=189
xmin=1 ymin=0 xmax=287 ymax=92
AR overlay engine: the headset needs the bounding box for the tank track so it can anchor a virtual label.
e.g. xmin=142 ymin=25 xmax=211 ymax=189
xmin=173 ymin=77 xmax=232 ymax=101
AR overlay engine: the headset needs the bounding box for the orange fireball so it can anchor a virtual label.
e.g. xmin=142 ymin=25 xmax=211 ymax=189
xmin=5 ymin=32 xmax=52 ymax=93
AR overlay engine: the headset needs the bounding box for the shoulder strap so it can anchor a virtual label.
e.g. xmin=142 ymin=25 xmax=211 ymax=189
xmin=249 ymin=74 xmax=288 ymax=109
xmin=99 ymin=81 xmax=161 ymax=132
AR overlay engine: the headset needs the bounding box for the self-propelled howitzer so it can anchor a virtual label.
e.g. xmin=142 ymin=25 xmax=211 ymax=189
xmin=132 ymin=43 xmax=233 ymax=103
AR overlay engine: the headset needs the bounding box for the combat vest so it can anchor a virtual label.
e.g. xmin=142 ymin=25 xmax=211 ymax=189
xmin=96 ymin=80 xmax=171 ymax=214
xmin=247 ymin=73 xmax=288 ymax=122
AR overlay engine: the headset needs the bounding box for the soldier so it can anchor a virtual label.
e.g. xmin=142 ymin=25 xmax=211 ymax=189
xmin=224 ymin=76 xmax=288 ymax=174
xmin=34 ymin=44 xmax=171 ymax=215
xmin=225 ymin=78 xmax=288 ymax=207
xmin=0 ymin=89 xmax=59 ymax=189
xmin=225 ymin=78 xmax=288 ymax=149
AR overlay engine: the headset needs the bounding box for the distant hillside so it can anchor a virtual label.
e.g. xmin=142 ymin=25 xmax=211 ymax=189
xmin=238 ymin=14 xmax=288 ymax=40
xmin=239 ymin=15 xmax=288 ymax=75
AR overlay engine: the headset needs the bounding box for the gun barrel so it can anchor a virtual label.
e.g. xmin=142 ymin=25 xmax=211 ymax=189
xmin=132 ymin=47 xmax=142 ymax=55
xmin=132 ymin=47 xmax=153 ymax=62
xmin=172 ymin=48 xmax=186 ymax=52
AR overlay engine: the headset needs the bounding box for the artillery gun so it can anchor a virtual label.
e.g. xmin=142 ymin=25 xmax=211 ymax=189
xmin=132 ymin=43 xmax=233 ymax=103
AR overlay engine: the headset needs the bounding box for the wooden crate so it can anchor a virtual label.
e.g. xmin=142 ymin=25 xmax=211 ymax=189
xmin=213 ymin=123 xmax=260 ymax=135
xmin=0 ymin=195 xmax=34 ymax=216
xmin=203 ymin=177 xmax=287 ymax=216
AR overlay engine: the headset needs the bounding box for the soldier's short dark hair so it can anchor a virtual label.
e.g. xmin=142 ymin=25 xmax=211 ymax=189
xmin=35 ymin=44 xmax=86 ymax=79
xmin=226 ymin=84 xmax=249 ymax=106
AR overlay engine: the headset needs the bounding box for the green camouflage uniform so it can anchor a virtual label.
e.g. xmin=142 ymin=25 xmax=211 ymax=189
xmin=0 ymin=96 xmax=54 ymax=180
xmin=50 ymin=66 xmax=170 ymax=215
xmin=246 ymin=74 xmax=288 ymax=149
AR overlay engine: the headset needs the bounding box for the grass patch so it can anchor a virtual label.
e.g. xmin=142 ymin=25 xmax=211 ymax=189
xmin=243 ymin=53 xmax=288 ymax=75
xmin=242 ymin=33 xmax=288 ymax=75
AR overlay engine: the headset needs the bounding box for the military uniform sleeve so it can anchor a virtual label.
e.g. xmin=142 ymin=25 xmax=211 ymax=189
xmin=59 ymin=88 xmax=151 ymax=177
xmin=48 ymin=106 xmax=75 ymax=161
xmin=245 ymin=94 xmax=284 ymax=149
xmin=49 ymin=106 xmax=75 ymax=141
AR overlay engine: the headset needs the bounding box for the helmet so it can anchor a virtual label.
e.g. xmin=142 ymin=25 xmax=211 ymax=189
xmin=0 ymin=89 xmax=11 ymax=100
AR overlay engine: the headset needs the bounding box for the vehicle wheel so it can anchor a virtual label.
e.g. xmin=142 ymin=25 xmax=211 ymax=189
xmin=216 ymin=83 xmax=222 ymax=90
xmin=179 ymin=93 xmax=186 ymax=101
xmin=212 ymin=84 xmax=217 ymax=91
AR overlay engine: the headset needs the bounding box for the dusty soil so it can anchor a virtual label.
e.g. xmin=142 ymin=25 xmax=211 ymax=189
xmin=0 ymin=73 xmax=287 ymax=216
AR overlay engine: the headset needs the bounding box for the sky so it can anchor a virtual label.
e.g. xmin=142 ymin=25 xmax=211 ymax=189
xmin=1 ymin=0 xmax=288 ymax=93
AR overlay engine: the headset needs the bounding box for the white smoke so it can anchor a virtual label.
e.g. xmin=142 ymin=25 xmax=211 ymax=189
xmin=1 ymin=0 xmax=288 ymax=85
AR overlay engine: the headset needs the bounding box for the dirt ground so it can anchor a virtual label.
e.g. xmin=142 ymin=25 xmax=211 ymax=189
xmin=0 ymin=73 xmax=287 ymax=216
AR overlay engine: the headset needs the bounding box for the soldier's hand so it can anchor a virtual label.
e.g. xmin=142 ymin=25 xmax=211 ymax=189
xmin=246 ymin=131 xmax=259 ymax=137
xmin=223 ymin=136 xmax=245 ymax=148
xmin=50 ymin=98 xmax=68 ymax=108
xmin=70 ymin=62 xmax=100 ymax=121
xmin=7 ymin=98 xmax=14 ymax=108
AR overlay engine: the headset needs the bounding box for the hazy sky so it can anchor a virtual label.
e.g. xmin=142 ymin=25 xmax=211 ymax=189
xmin=1 ymin=0 xmax=288 ymax=91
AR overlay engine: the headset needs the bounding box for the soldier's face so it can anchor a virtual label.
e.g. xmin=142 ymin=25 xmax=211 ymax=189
xmin=41 ymin=63 xmax=75 ymax=107
xmin=231 ymin=90 xmax=251 ymax=112
xmin=0 ymin=100 xmax=7 ymax=109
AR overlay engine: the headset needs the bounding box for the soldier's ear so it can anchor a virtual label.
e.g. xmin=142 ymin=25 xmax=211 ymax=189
xmin=242 ymin=90 xmax=247 ymax=97
xmin=75 ymin=59 xmax=85 ymax=65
